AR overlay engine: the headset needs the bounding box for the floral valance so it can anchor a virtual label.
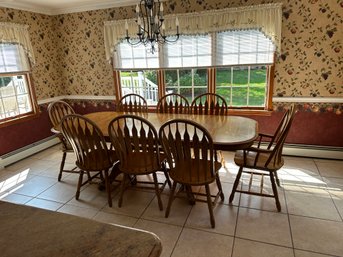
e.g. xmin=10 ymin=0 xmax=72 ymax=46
xmin=104 ymin=3 xmax=282 ymax=63
xmin=0 ymin=22 xmax=35 ymax=66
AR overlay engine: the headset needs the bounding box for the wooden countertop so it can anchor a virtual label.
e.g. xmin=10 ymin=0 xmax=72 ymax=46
xmin=0 ymin=201 xmax=162 ymax=257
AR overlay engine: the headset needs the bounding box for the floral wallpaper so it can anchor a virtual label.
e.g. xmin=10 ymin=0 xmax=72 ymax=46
xmin=0 ymin=0 xmax=342 ymax=101
xmin=0 ymin=8 xmax=63 ymax=99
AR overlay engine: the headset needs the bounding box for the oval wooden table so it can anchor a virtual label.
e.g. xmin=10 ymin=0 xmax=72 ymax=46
xmin=85 ymin=112 xmax=258 ymax=151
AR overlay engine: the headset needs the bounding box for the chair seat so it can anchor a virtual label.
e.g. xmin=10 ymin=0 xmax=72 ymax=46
xmin=234 ymin=150 xmax=284 ymax=171
xmin=169 ymin=159 xmax=221 ymax=185
xmin=119 ymin=152 xmax=163 ymax=175
xmin=76 ymin=149 xmax=118 ymax=171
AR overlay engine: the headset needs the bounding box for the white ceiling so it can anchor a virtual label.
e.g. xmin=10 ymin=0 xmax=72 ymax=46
xmin=0 ymin=0 xmax=140 ymax=15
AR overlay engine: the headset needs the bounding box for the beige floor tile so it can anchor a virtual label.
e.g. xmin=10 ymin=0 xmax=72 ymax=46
xmin=93 ymin=211 xmax=138 ymax=227
xmin=6 ymin=158 xmax=60 ymax=176
xmin=142 ymin=194 xmax=192 ymax=226
xmin=0 ymin=192 xmax=32 ymax=204
xmin=172 ymin=227 xmax=233 ymax=257
xmin=134 ymin=219 xmax=182 ymax=257
xmin=0 ymin=169 xmax=34 ymax=195
xmin=38 ymin=162 xmax=78 ymax=179
xmin=66 ymin=184 xmax=110 ymax=210
xmin=197 ymin=181 xmax=240 ymax=206
xmin=103 ymin=189 xmax=156 ymax=218
xmin=315 ymin=160 xmax=343 ymax=178
xmin=57 ymin=204 xmax=99 ymax=219
xmin=290 ymin=215 xmax=343 ymax=256
xmin=232 ymin=238 xmax=294 ymax=257
xmin=12 ymin=175 xmax=57 ymax=197
xmin=294 ymin=249 xmax=335 ymax=257
xmin=25 ymin=198 xmax=63 ymax=211
xmin=219 ymin=163 xmax=240 ymax=183
xmin=37 ymin=178 xmax=78 ymax=203
xmin=186 ymin=202 xmax=238 ymax=235
xmin=236 ymin=208 xmax=292 ymax=247
xmin=285 ymin=190 xmax=341 ymax=221
xmin=281 ymin=158 xmax=320 ymax=176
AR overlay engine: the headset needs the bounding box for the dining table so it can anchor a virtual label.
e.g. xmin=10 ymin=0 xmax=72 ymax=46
xmin=84 ymin=111 xmax=258 ymax=151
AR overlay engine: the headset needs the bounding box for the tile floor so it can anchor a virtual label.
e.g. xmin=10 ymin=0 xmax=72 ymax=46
xmin=1 ymin=145 xmax=343 ymax=257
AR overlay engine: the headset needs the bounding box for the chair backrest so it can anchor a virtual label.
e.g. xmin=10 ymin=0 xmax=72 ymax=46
xmin=156 ymin=93 xmax=190 ymax=114
xmin=48 ymin=100 xmax=75 ymax=129
xmin=191 ymin=93 xmax=228 ymax=115
xmin=266 ymin=105 xmax=295 ymax=149
xmin=108 ymin=114 xmax=161 ymax=173
xmin=159 ymin=119 xmax=216 ymax=184
xmin=60 ymin=114 xmax=113 ymax=171
xmin=264 ymin=104 xmax=296 ymax=168
xmin=117 ymin=93 xmax=148 ymax=113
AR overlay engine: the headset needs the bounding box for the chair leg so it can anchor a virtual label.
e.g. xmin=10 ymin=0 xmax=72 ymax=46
xmin=229 ymin=166 xmax=243 ymax=203
xmin=165 ymin=181 xmax=177 ymax=218
xmin=274 ymin=171 xmax=281 ymax=186
xmin=215 ymin=174 xmax=225 ymax=201
xmin=205 ymin=184 xmax=215 ymax=228
xmin=58 ymin=152 xmax=67 ymax=181
xmin=162 ymin=160 xmax=172 ymax=188
xmin=153 ymin=172 xmax=163 ymax=211
xmin=118 ymin=174 xmax=128 ymax=208
xmin=76 ymin=170 xmax=84 ymax=200
xmin=269 ymin=172 xmax=281 ymax=212
xmin=104 ymin=169 xmax=112 ymax=207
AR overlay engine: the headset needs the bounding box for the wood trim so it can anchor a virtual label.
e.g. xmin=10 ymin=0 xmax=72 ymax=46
xmin=266 ymin=55 xmax=276 ymax=111
xmin=113 ymin=70 xmax=121 ymax=104
xmin=158 ymin=69 xmax=165 ymax=99
xmin=0 ymin=72 xmax=41 ymax=128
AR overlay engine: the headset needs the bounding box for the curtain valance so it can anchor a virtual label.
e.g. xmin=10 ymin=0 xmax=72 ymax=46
xmin=0 ymin=22 xmax=35 ymax=66
xmin=104 ymin=3 xmax=282 ymax=63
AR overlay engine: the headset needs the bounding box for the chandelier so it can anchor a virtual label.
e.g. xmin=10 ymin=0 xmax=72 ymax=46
xmin=125 ymin=0 xmax=180 ymax=54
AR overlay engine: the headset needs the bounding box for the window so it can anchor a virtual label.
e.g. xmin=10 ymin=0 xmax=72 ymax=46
xmin=114 ymin=30 xmax=275 ymax=110
xmin=106 ymin=3 xmax=282 ymax=110
xmin=0 ymin=43 xmax=38 ymax=125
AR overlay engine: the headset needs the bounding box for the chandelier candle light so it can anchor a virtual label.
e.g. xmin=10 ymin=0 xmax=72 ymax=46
xmin=125 ymin=0 xmax=180 ymax=54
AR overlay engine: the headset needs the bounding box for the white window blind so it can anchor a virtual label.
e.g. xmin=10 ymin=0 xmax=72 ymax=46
xmin=0 ymin=44 xmax=30 ymax=73
xmin=114 ymin=42 xmax=159 ymax=69
xmin=216 ymin=30 xmax=275 ymax=65
xmin=162 ymin=35 xmax=211 ymax=68
xmin=113 ymin=30 xmax=275 ymax=69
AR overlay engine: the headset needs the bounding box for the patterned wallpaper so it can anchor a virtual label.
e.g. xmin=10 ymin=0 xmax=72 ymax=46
xmin=0 ymin=0 xmax=342 ymax=100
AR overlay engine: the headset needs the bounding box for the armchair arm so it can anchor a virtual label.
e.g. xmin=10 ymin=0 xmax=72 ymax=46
xmin=256 ymin=133 xmax=275 ymax=148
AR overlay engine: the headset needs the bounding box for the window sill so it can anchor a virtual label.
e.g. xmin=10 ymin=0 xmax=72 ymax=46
xmin=0 ymin=112 xmax=41 ymax=129
xmin=228 ymin=109 xmax=272 ymax=116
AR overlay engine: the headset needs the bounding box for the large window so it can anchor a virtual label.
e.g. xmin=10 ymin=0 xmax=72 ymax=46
xmin=114 ymin=29 xmax=275 ymax=110
xmin=0 ymin=43 xmax=37 ymax=124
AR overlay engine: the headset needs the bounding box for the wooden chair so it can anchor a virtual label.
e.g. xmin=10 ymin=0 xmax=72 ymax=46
xmin=117 ymin=93 xmax=148 ymax=113
xmin=191 ymin=93 xmax=228 ymax=167
xmin=229 ymin=105 xmax=296 ymax=211
xmin=108 ymin=114 xmax=168 ymax=211
xmin=191 ymin=93 xmax=228 ymax=116
xmin=159 ymin=119 xmax=225 ymax=228
xmin=253 ymin=104 xmax=296 ymax=186
xmin=60 ymin=114 xmax=119 ymax=207
xmin=47 ymin=100 xmax=77 ymax=181
xmin=156 ymin=93 xmax=190 ymax=114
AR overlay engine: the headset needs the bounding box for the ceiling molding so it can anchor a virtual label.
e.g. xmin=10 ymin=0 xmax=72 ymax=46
xmin=0 ymin=0 xmax=139 ymax=15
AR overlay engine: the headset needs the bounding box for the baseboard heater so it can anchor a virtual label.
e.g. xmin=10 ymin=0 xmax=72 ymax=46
xmin=0 ymin=140 xmax=342 ymax=169
xmin=282 ymin=144 xmax=343 ymax=160
xmin=0 ymin=136 xmax=60 ymax=169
